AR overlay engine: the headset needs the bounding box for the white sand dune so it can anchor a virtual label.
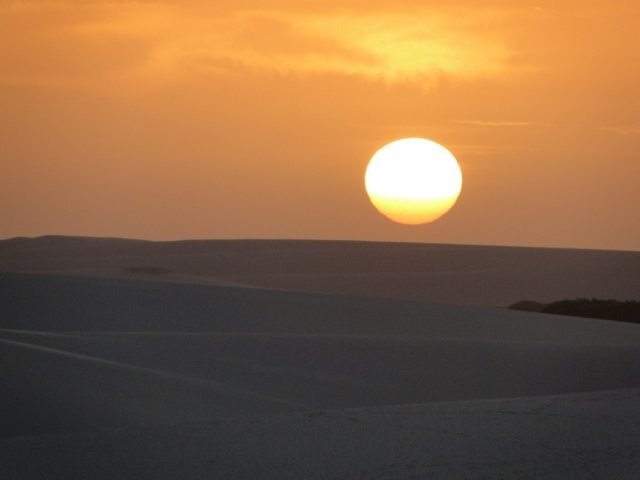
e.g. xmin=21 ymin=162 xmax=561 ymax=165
xmin=1 ymin=236 xmax=639 ymax=306
xmin=1 ymin=272 xmax=640 ymax=438
xmin=1 ymin=237 xmax=639 ymax=478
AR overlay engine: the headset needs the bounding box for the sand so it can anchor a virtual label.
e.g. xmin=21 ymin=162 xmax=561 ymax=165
xmin=3 ymin=388 xmax=639 ymax=479
xmin=1 ymin=236 xmax=639 ymax=478
xmin=2 ymin=236 xmax=639 ymax=306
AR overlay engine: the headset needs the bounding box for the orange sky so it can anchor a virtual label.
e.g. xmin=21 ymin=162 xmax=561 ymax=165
xmin=2 ymin=0 xmax=639 ymax=250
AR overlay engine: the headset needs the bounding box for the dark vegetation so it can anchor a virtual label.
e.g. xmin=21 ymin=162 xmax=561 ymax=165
xmin=510 ymin=298 xmax=640 ymax=325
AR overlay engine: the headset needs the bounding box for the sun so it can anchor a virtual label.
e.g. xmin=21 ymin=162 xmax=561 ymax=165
xmin=365 ymin=138 xmax=462 ymax=225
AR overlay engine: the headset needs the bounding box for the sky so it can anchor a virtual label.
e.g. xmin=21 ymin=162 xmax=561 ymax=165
xmin=2 ymin=0 xmax=639 ymax=250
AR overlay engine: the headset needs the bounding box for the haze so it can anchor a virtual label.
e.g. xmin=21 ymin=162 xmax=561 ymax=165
xmin=2 ymin=0 xmax=639 ymax=250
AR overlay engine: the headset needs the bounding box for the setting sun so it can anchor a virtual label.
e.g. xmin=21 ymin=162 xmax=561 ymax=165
xmin=365 ymin=138 xmax=462 ymax=225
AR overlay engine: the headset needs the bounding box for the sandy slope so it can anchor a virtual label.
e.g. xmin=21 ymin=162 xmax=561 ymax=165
xmin=1 ymin=236 xmax=639 ymax=306
xmin=1 ymin=272 xmax=640 ymax=441
xmin=2 ymin=388 xmax=639 ymax=479
xmin=1 ymin=238 xmax=639 ymax=478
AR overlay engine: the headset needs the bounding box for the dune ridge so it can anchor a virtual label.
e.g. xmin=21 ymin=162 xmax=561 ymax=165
xmin=2 ymin=236 xmax=639 ymax=306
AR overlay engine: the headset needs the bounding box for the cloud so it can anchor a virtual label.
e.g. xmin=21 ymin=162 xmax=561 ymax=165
xmin=225 ymin=10 xmax=511 ymax=84
xmin=0 ymin=3 xmax=513 ymax=89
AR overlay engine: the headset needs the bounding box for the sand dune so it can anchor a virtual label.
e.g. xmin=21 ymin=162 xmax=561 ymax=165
xmin=3 ymin=272 xmax=640 ymax=342
xmin=1 ymin=236 xmax=639 ymax=306
xmin=2 ymin=326 xmax=640 ymax=439
xmin=1 ymin=237 xmax=639 ymax=478
xmin=1 ymin=271 xmax=640 ymax=440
